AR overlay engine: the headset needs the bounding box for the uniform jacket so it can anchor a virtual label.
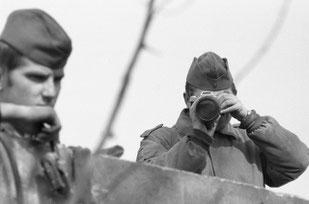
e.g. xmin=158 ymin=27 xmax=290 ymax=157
xmin=137 ymin=109 xmax=309 ymax=187
xmin=0 ymin=123 xmax=93 ymax=204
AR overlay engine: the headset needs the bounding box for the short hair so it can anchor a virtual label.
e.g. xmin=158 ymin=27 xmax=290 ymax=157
xmin=0 ymin=40 xmax=23 ymax=71
xmin=185 ymin=81 xmax=238 ymax=97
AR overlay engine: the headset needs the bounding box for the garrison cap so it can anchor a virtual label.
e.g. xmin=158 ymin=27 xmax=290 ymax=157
xmin=0 ymin=9 xmax=72 ymax=69
xmin=186 ymin=51 xmax=233 ymax=91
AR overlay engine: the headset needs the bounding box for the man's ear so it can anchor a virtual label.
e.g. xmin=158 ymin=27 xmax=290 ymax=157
xmin=183 ymin=92 xmax=190 ymax=109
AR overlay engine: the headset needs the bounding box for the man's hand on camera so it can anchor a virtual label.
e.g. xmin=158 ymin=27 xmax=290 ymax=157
xmin=189 ymin=98 xmax=220 ymax=139
xmin=217 ymin=93 xmax=248 ymax=122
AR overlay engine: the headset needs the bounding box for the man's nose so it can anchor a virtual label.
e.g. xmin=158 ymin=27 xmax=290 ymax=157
xmin=42 ymin=79 xmax=57 ymax=99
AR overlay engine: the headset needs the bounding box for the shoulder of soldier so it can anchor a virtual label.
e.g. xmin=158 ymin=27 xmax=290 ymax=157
xmin=139 ymin=124 xmax=181 ymax=150
xmin=140 ymin=124 xmax=164 ymax=138
xmin=140 ymin=123 xmax=174 ymax=139
xmin=140 ymin=124 xmax=179 ymax=139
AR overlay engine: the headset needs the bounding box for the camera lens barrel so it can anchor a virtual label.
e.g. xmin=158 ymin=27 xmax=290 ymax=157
xmin=195 ymin=96 xmax=220 ymax=122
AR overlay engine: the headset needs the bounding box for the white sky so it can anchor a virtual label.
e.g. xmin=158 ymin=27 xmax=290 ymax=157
xmin=1 ymin=0 xmax=309 ymax=200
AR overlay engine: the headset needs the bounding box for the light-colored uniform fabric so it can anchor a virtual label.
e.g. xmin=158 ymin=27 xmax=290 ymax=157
xmin=0 ymin=123 xmax=93 ymax=204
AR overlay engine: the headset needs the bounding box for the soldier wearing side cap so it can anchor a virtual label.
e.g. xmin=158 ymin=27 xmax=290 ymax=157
xmin=137 ymin=51 xmax=309 ymax=188
xmin=0 ymin=9 xmax=95 ymax=204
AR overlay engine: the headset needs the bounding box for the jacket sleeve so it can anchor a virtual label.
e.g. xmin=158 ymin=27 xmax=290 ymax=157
xmin=240 ymin=110 xmax=309 ymax=187
xmin=136 ymin=125 xmax=210 ymax=174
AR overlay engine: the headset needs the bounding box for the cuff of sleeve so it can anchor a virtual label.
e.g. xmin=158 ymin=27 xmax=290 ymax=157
xmin=239 ymin=110 xmax=264 ymax=132
xmin=189 ymin=129 xmax=213 ymax=151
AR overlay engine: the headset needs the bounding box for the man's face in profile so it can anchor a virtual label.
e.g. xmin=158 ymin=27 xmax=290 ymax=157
xmin=0 ymin=57 xmax=64 ymax=107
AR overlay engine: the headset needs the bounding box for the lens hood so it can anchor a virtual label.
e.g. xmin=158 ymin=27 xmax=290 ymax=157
xmin=195 ymin=95 xmax=220 ymax=122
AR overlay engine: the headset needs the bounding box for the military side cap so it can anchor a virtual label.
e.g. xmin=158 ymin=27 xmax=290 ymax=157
xmin=0 ymin=9 xmax=72 ymax=69
xmin=186 ymin=51 xmax=233 ymax=91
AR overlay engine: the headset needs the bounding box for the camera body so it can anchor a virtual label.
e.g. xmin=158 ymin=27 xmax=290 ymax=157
xmin=190 ymin=91 xmax=221 ymax=126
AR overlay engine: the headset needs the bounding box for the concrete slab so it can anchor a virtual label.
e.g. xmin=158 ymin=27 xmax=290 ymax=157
xmin=90 ymin=155 xmax=309 ymax=204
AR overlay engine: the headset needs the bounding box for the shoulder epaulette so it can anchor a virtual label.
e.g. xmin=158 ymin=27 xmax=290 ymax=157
xmin=140 ymin=124 xmax=163 ymax=138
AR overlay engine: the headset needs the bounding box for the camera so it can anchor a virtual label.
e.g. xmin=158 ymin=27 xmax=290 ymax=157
xmin=190 ymin=92 xmax=221 ymax=127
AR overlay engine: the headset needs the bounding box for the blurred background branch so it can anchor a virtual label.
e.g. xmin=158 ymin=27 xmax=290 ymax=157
xmin=93 ymin=0 xmax=156 ymax=155
xmin=68 ymin=1 xmax=157 ymax=203
xmin=234 ymin=0 xmax=292 ymax=83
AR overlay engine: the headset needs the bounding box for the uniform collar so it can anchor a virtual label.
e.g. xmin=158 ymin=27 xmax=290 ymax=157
xmin=173 ymin=109 xmax=241 ymax=140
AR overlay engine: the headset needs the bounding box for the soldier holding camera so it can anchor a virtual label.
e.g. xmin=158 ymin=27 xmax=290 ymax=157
xmin=137 ymin=51 xmax=309 ymax=187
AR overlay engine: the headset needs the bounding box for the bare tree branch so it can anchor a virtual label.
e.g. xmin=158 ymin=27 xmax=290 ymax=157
xmin=92 ymin=0 xmax=156 ymax=155
xmin=234 ymin=0 xmax=292 ymax=83
xmin=68 ymin=1 xmax=157 ymax=203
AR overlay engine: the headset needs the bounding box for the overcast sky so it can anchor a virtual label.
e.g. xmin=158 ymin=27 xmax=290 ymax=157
xmin=1 ymin=0 xmax=309 ymax=200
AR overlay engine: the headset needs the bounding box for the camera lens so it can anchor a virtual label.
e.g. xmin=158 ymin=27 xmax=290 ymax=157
xmin=195 ymin=96 xmax=220 ymax=122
